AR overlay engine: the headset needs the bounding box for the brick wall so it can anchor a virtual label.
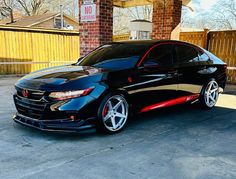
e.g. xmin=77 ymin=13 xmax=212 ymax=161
xmin=152 ymin=0 xmax=182 ymax=40
xmin=79 ymin=0 xmax=113 ymax=56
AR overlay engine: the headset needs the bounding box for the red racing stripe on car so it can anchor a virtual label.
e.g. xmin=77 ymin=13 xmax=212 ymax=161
xmin=139 ymin=94 xmax=200 ymax=113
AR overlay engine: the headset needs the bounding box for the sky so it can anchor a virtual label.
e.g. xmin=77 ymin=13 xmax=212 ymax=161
xmin=186 ymin=0 xmax=220 ymax=16
xmin=198 ymin=0 xmax=219 ymax=10
xmin=182 ymin=0 xmax=236 ymax=29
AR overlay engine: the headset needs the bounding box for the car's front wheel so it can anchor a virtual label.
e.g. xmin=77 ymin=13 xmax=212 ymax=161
xmin=96 ymin=93 xmax=129 ymax=134
xmin=200 ymin=79 xmax=219 ymax=109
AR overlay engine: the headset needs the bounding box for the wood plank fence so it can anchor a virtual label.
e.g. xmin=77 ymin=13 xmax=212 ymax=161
xmin=180 ymin=30 xmax=236 ymax=84
xmin=0 ymin=26 xmax=80 ymax=74
xmin=1 ymin=26 xmax=235 ymax=84
xmin=113 ymin=33 xmax=130 ymax=42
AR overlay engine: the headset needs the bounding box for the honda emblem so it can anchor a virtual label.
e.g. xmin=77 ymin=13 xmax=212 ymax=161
xmin=22 ymin=89 xmax=29 ymax=98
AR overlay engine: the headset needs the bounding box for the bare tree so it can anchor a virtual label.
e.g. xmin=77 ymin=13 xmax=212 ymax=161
xmin=126 ymin=5 xmax=152 ymax=21
xmin=0 ymin=0 xmax=49 ymax=17
xmin=0 ymin=0 xmax=14 ymax=19
xmin=15 ymin=0 xmax=47 ymax=16
xmin=0 ymin=0 xmax=77 ymax=20
xmin=182 ymin=0 xmax=236 ymax=30
xmin=0 ymin=0 xmax=21 ymax=22
xmin=113 ymin=5 xmax=152 ymax=35
xmin=46 ymin=0 xmax=77 ymax=17
xmin=212 ymin=0 xmax=236 ymax=29
xmin=113 ymin=7 xmax=130 ymax=34
xmin=143 ymin=5 xmax=152 ymax=21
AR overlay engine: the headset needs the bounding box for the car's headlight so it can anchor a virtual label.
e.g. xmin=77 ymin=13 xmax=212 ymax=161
xmin=49 ymin=87 xmax=94 ymax=100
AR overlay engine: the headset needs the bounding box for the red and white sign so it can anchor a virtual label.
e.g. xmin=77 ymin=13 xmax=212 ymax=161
xmin=81 ymin=4 xmax=96 ymax=22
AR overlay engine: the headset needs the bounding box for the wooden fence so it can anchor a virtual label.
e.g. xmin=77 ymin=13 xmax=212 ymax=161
xmin=179 ymin=29 xmax=209 ymax=49
xmin=1 ymin=26 xmax=235 ymax=84
xmin=113 ymin=33 xmax=130 ymax=42
xmin=0 ymin=26 xmax=80 ymax=74
xmin=180 ymin=30 xmax=236 ymax=84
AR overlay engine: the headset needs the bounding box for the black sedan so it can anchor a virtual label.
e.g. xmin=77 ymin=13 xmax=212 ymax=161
xmin=13 ymin=40 xmax=227 ymax=134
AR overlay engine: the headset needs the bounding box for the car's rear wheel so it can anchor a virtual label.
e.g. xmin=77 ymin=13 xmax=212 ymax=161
xmin=96 ymin=93 xmax=129 ymax=134
xmin=200 ymin=79 xmax=219 ymax=109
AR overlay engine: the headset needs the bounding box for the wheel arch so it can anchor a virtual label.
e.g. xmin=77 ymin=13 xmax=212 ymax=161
xmin=95 ymin=86 xmax=129 ymax=104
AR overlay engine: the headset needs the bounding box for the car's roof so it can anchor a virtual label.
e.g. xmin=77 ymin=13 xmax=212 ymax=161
xmin=110 ymin=40 xmax=203 ymax=51
xmin=111 ymin=40 xmax=160 ymax=45
xmin=111 ymin=40 xmax=193 ymax=46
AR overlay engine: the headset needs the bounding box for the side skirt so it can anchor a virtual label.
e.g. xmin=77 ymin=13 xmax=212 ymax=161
xmin=139 ymin=94 xmax=200 ymax=113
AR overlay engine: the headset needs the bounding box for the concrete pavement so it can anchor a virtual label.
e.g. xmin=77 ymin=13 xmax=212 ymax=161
xmin=0 ymin=77 xmax=235 ymax=179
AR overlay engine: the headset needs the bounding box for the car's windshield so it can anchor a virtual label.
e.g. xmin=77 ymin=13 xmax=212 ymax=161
xmin=77 ymin=43 xmax=149 ymax=70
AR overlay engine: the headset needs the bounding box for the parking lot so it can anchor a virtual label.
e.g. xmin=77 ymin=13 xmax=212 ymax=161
xmin=0 ymin=77 xmax=235 ymax=179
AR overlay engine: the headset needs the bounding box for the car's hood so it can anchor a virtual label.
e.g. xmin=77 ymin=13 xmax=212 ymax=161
xmin=15 ymin=65 xmax=108 ymax=91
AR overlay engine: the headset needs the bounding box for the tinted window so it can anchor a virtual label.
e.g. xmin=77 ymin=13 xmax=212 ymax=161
xmin=144 ymin=44 xmax=173 ymax=67
xmin=78 ymin=44 xmax=149 ymax=70
xmin=175 ymin=44 xmax=199 ymax=64
xmin=199 ymin=52 xmax=210 ymax=61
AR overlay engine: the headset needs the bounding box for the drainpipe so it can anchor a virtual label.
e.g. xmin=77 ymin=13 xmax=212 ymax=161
xmin=60 ymin=5 xmax=64 ymax=29
xmin=10 ymin=9 xmax=14 ymax=23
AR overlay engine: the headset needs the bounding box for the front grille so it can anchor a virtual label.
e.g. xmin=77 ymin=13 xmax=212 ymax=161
xmin=16 ymin=86 xmax=45 ymax=100
xmin=14 ymin=87 xmax=74 ymax=120
xmin=14 ymin=95 xmax=46 ymax=119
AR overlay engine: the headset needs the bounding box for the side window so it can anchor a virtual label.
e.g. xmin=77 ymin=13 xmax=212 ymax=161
xmin=199 ymin=52 xmax=210 ymax=61
xmin=175 ymin=44 xmax=199 ymax=64
xmin=144 ymin=44 xmax=173 ymax=67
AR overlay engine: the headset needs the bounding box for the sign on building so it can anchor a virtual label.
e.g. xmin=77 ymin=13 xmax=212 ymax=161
xmin=83 ymin=0 xmax=93 ymax=4
xmin=80 ymin=3 xmax=96 ymax=22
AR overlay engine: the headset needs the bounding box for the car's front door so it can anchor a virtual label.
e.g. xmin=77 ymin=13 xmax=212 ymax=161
xmin=124 ymin=44 xmax=179 ymax=113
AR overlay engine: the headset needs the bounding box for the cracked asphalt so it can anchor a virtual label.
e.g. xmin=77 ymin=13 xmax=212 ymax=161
xmin=0 ymin=77 xmax=236 ymax=179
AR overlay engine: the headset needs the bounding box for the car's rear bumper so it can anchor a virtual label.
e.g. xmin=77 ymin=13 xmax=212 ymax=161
xmin=13 ymin=113 xmax=96 ymax=133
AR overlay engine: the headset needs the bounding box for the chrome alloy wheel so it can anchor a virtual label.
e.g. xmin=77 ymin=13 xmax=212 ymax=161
xmin=102 ymin=95 xmax=128 ymax=132
xmin=204 ymin=80 xmax=219 ymax=108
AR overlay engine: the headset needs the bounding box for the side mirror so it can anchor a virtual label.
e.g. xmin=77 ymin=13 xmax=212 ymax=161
xmin=142 ymin=59 xmax=159 ymax=68
xmin=72 ymin=57 xmax=84 ymax=65
xmin=77 ymin=56 xmax=84 ymax=63
xmin=137 ymin=66 xmax=144 ymax=70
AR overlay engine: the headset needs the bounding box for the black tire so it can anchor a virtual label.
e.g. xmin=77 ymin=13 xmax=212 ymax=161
xmin=96 ymin=93 xmax=129 ymax=134
xmin=199 ymin=78 xmax=219 ymax=109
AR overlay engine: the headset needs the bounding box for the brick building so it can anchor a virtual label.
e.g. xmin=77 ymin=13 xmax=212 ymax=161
xmin=79 ymin=0 xmax=191 ymax=56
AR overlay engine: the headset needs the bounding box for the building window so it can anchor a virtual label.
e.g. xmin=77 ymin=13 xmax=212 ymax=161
xmin=130 ymin=31 xmax=151 ymax=40
xmin=54 ymin=17 xmax=65 ymax=29
xmin=140 ymin=31 xmax=150 ymax=40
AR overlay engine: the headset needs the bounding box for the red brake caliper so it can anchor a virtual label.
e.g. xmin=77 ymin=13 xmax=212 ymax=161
xmin=102 ymin=105 xmax=109 ymax=117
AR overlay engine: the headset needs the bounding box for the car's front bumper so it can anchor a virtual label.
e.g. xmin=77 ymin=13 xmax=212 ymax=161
xmin=13 ymin=113 xmax=96 ymax=133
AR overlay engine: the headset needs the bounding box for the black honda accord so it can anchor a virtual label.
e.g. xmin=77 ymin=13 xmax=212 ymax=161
xmin=13 ymin=40 xmax=227 ymax=133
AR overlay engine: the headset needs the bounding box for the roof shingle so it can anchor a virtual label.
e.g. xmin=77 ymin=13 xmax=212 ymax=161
xmin=7 ymin=13 xmax=59 ymax=27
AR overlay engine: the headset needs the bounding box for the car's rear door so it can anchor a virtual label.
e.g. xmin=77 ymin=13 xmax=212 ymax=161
xmin=125 ymin=44 xmax=179 ymax=113
xmin=173 ymin=43 xmax=210 ymax=96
